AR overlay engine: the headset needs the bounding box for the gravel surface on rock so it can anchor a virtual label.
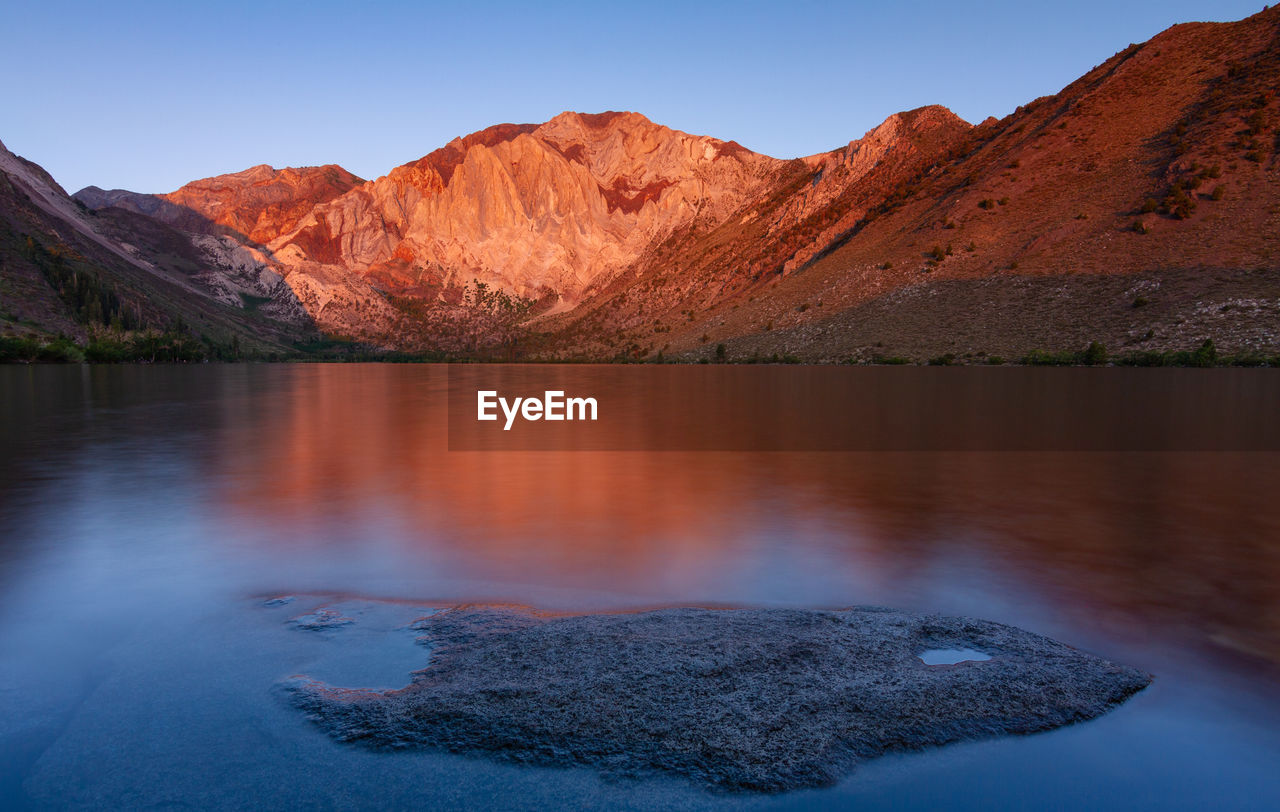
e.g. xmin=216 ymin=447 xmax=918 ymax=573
xmin=284 ymin=605 xmax=1151 ymax=792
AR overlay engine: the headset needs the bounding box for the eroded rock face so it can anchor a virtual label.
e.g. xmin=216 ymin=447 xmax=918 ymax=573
xmin=284 ymin=605 xmax=1150 ymax=792
xmin=268 ymin=112 xmax=784 ymax=309
xmin=187 ymin=234 xmax=311 ymax=325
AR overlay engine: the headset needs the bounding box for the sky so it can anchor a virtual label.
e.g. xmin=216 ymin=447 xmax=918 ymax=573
xmin=0 ymin=0 xmax=1268 ymax=194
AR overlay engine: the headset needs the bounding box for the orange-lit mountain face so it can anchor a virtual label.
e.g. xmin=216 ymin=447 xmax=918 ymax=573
xmin=67 ymin=108 xmax=971 ymax=348
xmin=75 ymin=164 xmax=365 ymax=246
xmin=5 ymin=6 xmax=1276 ymax=358
xmin=552 ymin=6 xmax=1280 ymax=360
xmin=261 ymin=111 xmax=787 ymax=342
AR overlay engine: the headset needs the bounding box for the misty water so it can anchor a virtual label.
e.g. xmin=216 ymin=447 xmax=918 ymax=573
xmin=1 ymin=364 xmax=1278 ymax=810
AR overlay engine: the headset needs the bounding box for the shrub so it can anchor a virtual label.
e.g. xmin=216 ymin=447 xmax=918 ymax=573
xmin=715 ymin=343 xmax=726 ymax=361
xmin=978 ymin=198 xmax=996 ymax=210
xmin=34 ymin=337 xmax=84 ymax=363
xmin=1162 ymin=182 xmax=1196 ymax=219
xmin=1190 ymin=338 xmax=1217 ymax=367
xmin=1140 ymin=198 xmax=1159 ymax=213
xmin=0 ymin=336 xmax=40 ymax=362
xmin=1083 ymin=341 xmax=1107 ymax=365
xmin=1211 ymin=185 xmax=1225 ymax=201
xmin=1133 ymin=295 xmax=1149 ymax=308
xmin=928 ymin=353 xmax=957 ymax=366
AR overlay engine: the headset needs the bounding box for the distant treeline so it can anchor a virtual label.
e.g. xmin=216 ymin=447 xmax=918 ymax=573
xmin=852 ymin=339 xmax=1280 ymax=367
xmin=0 ymin=331 xmax=245 ymax=364
xmin=7 ymin=332 xmax=1279 ymax=366
xmin=1016 ymin=339 xmax=1280 ymax=367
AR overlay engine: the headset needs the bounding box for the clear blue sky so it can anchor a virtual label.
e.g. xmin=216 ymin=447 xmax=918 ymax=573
xmin=1 ymin=0 xmax=1267 ymax=194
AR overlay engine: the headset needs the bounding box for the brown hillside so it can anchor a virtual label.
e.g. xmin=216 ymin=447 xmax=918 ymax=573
xmin=548 ymin=6 xmax=1280 ymax=360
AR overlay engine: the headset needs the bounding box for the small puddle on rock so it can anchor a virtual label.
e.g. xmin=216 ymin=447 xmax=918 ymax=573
xmin=919 ymin=648 xmax=992 ymax=665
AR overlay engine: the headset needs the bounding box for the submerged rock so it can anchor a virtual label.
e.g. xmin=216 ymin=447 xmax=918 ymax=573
xmin=283 ymin=605 xmax=1150 ymax=792
xmin=289 ymin=607 xmax=355 ymax=631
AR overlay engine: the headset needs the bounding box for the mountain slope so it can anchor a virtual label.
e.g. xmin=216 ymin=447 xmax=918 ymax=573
xmin=545 ymin=5 xmax=1280 ymax=360
xmin=1 ymin=139 xmax=313 ymax=352
xmin=539 ymin=105 xmax=973 ymax=357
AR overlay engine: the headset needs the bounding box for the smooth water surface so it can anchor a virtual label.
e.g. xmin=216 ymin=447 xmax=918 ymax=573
xmin=918 ymin=649 xmax=992 ymax=666
xmin=1 ymin=365 xmax=1278 ymax=810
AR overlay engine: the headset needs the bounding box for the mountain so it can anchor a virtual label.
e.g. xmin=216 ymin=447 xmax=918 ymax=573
xmin=7 ymin=5 xmax=1280 ymax=361
xmin=77 ymin=163 xmax=364 ymax=246
xmin=1 ymin=138 xmax=314 ymax=356
xmin=257 ymin=111 xmax=785 ymax=341
xmin=549 ymin=6 xmax=1280 ymax=360
xmin=542 ymin=105 xmax=973 ymax=357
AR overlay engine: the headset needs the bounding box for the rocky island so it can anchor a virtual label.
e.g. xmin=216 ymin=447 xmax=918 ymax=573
xmin=284 ymin=605 xmax=1150 ymax=792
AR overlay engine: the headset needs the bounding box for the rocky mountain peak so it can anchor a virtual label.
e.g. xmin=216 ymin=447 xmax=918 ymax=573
xmin=158 ymin=163 xmax=365 ymax=244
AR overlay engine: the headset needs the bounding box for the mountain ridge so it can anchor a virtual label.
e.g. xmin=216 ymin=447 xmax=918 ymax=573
xmin=4 ymin=5 xmax=1278 ymax=361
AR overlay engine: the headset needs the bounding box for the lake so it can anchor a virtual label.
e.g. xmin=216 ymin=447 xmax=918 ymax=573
xmin=1 ymin=364 xmax=1278 ymax=809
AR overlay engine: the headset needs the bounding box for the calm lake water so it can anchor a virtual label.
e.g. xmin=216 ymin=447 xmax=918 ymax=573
xmin=1 ymin=364 xmax=1278 ymax=810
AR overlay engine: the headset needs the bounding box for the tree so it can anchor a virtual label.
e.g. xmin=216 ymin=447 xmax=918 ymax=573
xmin=462 ymin=279 xmax=536 ymax=358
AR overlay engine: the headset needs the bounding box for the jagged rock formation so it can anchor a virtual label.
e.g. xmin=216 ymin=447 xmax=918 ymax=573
xmin=285 ymin=604 xmax=1150 ymax=792
xmin=259 ymin=112 xmax=784 ymax=338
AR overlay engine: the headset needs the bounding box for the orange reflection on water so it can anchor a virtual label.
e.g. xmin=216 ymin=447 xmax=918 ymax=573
xmin=205 ymin=366 xmax=1280 ymax=671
